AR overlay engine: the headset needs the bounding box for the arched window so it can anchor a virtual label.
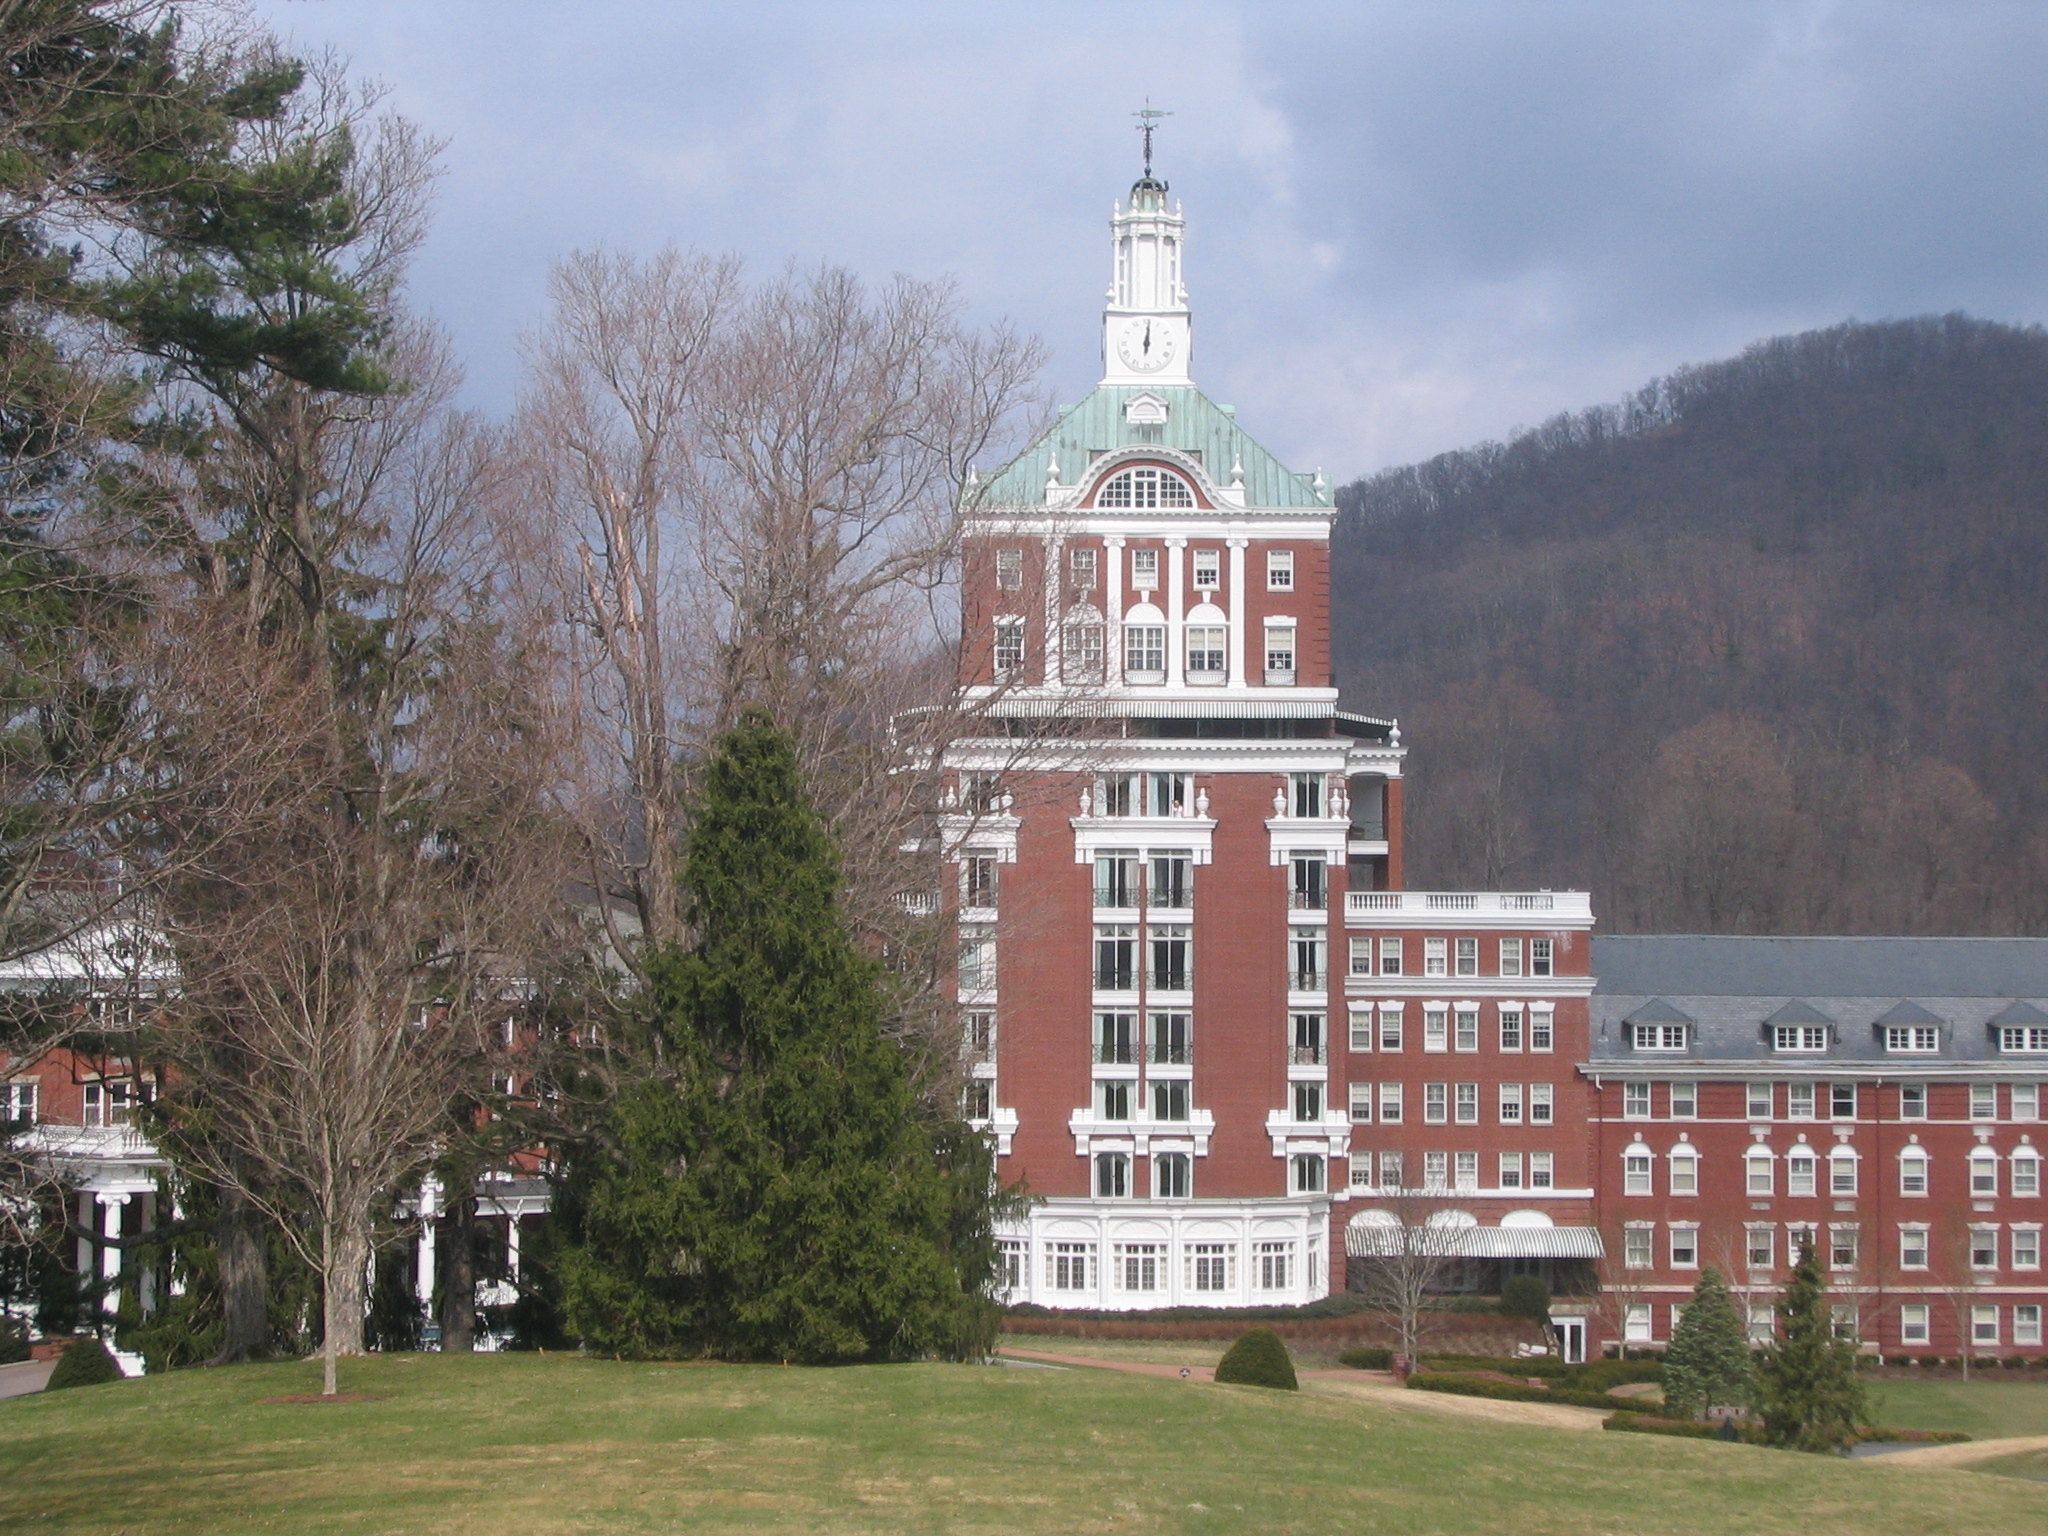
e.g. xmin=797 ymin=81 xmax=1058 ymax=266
xmin=1970 ymin=1147 xmax=2001 ymax=1196
xmin=1095 ymin=466 xmax=1195 ymax=509
xmin=1745 ymin=1145 xmax=1775 ymax=1196
xmin=1898 ymin=1143 xmax=1930 ymax=1196
xmin=1668 ymin=1141 xmax=1700 ymax=1195
xmin=1829 ymin=1145 xmax=1860 ymax=1196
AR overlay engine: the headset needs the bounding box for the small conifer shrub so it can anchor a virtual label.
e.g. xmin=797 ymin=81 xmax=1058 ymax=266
xmin=1215 ymin=1328 xmax=1297 ymax=1390
xmin=1499 ymin=1275 xmax=1551 ymax=1323
xmin=46 ymin=1336 xmax=124 ymax=1390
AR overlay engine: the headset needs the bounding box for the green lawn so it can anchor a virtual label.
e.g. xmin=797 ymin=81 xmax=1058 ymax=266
xmin=1866 ymin=1376 xmax=2048 ymax=1440
xmin=0 ymin=1353 xmax=2043 ymax=1535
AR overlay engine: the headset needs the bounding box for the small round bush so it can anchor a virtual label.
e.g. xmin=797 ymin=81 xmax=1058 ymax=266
xmin=1215 ymin=1328 xmax=1298 ymax=1390
xmin=46 ymin=1336 xmax=124 ymax=1390
xmin=1499 ymin=1276 xmax=1551 ymax=1323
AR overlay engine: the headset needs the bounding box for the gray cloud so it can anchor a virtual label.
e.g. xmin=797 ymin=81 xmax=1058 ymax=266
xmin=251 ymin=1 xmax=2048 ymax=476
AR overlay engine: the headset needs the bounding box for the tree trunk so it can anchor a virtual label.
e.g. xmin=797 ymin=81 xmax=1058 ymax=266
xmin=321 ymin=1221 xmax=370 ymax=1396
xmin=438 ymin=1192 xmax=476 ymax=1353
xmin=212 ymin=1182 xmax=270 ymax=1365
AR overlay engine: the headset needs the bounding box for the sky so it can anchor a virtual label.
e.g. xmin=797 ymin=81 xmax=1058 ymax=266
xmin=249 ymin=0 xmax=2048 ymax=481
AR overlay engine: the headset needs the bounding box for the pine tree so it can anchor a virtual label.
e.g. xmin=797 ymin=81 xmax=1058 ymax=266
xmin=560 ymin=711 xmax=999 ymax=1362
xmin=1754 ymin=1240 xmax=1869 ymax=1451
xmin=1661 ymin=1266 xmax=1753 ymax=1420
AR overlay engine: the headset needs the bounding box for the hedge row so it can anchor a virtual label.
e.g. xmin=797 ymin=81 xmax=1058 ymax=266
xmin=1421 ymin=1355 xmax=1662 ymax=1391
xmin=1407 ymin=1372 xmax=1657 ymax=1412
xmin=1857 ymin=1427 xmax=1972 ymax=1444
xmin=1605 ymin=1413 xmax=1730 ymax=1440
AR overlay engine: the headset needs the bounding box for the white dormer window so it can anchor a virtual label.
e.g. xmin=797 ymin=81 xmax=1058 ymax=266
xmin=1192 ymin=548 xmax=1219 ymax=589
xmin=1886 ymin=1025 xmax=1940 ymax=1053
xmin=1267 ymin=549 xmax=1294 ymax=590
xmin=1774 ymin=1024 xmax=1830 ymax=1053
xmin=1096 ymin=467 xmax=1194 ymax=510
xmin=2001 ymin=1026 xmax=2048 ymax=1053
xmin=1632 ymin=1024 xmax=1688 ymax=1051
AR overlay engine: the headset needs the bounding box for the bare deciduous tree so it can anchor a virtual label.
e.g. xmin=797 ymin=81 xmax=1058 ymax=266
xmin=1346 ymin=1182 xmax=1467 ymax=1369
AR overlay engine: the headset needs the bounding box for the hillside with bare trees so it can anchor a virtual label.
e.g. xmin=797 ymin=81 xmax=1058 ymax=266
xmin=1333 ymin=315 xmax=2048 ymax=934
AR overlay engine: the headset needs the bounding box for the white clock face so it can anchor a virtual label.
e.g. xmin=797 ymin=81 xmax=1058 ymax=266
xmin=1117 ymin=317 xmax=1176 ymax=372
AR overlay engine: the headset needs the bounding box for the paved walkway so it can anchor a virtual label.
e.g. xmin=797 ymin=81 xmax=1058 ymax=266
xmin=992 ymin=1348 xmax=1611 ymax=1431
xmin=1860 ymin=1434 xmax=2048 ymax=1470
xmin=0 ymin=1359 xmax=54 ymax=1400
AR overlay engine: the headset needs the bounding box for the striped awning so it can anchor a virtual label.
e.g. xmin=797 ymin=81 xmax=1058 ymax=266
xmin=1346 ymin=1226 xmax=1606 ymax=1260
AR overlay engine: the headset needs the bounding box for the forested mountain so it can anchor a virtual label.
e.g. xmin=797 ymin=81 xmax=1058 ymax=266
xmin=1333 ymin=315 xmax=2048 ymax=934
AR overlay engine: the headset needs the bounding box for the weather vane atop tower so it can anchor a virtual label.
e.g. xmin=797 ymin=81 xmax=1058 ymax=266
xmin=1134 ymin=103 xmax=1171 ymax=178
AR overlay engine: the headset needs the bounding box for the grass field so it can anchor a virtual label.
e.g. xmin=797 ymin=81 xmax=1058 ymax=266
xmin=1866 ymin=1376 xmax=2048 ymax=1440
xmin=1 ymin=1353 xmax=2046 ymax=1535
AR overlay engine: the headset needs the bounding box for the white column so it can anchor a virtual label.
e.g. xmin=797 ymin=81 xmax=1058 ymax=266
xmin=506 ymin=1215 xmax=523 ymax=1282
xmin=415 ymin=1174 xmax=440 ymax=1317
xmin=1043 ymin=537 xmax=1065 ymax=684
xmin=1104 ymin=537 xmax=1125 ymax=682
xmin=98 ymin=1193 xmax=129 ymax=1317
xmin=1164 ymin=536 xmax=1187 ymax=687
xmin=1226 ymin=537 xmax=1248 ymax=687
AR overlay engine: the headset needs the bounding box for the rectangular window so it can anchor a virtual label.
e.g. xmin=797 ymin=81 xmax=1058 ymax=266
xmin=1149 ymin=1011 xmax=1191 ymax=1066
xmin=1064 ymin=617 xmax=1105 ymax=681
xmin=1748 ymin=1082 xmax=1774 ymax=1120
xmin=2014 ymin=1153 xmax=2040 ymax=1196
xmin=993 ymin=618 xmax=1026 ymax=675
xmin=2010 ymin=1227 xmax=2040 ymax=1268
xmin=1264 ymin=625 xmax=1297 ymax=678
xmin=1189 ymin=1243 xmax=1234 ymax=1292
xmin=1830 ymin=1153 xmax=1858 ymax=1196
xmin=1379 ymin=937 xmax=1404 ymax=976
xmin=1498 ymin=938 xmax=1523 ymax=977
xmin=1454 ymin=1082 xmax=1479 ymax=1124
xmin=1528 ymin=1151 xmax=1554 ymax=1189
xmin=1151 ymin=925 xmax=1191 ymax=991
xmin=1288 ymin=931 xmax=1324 ymax=993
xmin=1380 ymin=1150 xmax=1406 ymax=1189
xmin=2017 ymin=1304 xmax=2044 ymax=1346
xmin=1123 ymin=624 xmax=1165 ymax=677
xmin=1266 ymin=549 xmax=1294 ymax=590
xmin=1886 ymin=1025 xmax=1940 ymax=1053
xmin=1349 ymin=1081 xmax=1373 ymax=1123
xmin=1291 ymin=1012 xmax=1326 ymax=1066
xmin=1129 ymin=547 xmax=1159 ymax=589
xmin=963 ymin=1081 xmax=992 ymax=1119
xmin=958 ymin=931 xmax=996 ymax=991
xmin=1670 ymin=1082 xmax=1697 ymax=1119
xmin=1899 ymin=1152 xmax=1929 ymax=1196
xmin=1775 ymin=1025 xmax=1830 ymax=1053
xmin=1424 ymin=937 xmax=1448 ymax=977
xmin=1349 ymin=1152 xmax=1374 ymax=1188
xmin=1900 ymin=1227 xmax=1929 ymax=1269
xmin=1049 ymin=1242 xmax=1093 ymax=1291
xmin=1349 ymin=1006 xmax=1373 ymax=1053
xmin=1290 ymin=855 xmax=1327 ymax=911
xmin=1453 ymin=1008 xmax=1479 ymax=1052
xmin=1831 ymin=1304 xmax=1859 ymax=1342
xmin=1973 ymin=1305 xmax=2000 ymax=1346
xmin=1498 ymin=1008 xmax=1523 ymax=1052
xmin=1787 ymin=1152 xmax=1816 ymax=1198
xmin=1097 ymin=1081 xmax=1132 ymax=1120
xmin=1900 ymin=1083 xmax=1928 ymax=1119
xmin=1423 ymin=1006 xmax=1449 ymax=1053
xmin=1530 ymin=939 xmax=1553 ymax=977
xmin=1116 ymin=1243 xmax=1162 ymax=1292
xmin=1069 ymin=546 xmax=1098 ymax=590
xmin=1671 ymin=1226 xmax=1699 ymax=1268
xmin=1625 ymin=1150 xmax=1653 ymax=1195
xmin=963 ymin=855 xmax=999 ymax=910
xmin=1670 ymin=1151 xmax=1699 ymax=1195
xmin=1530 ymin=1083 xmax=1553 ymax=1124
xmin=1971 ymin=1083 xmax=1998 ymax=1121
xmin=995 ymin=548 xmax=1023 ymax=590
xmin=1094 ymin=928 xmax=1136 ymax=992
xmin=1624 ymin=1226 xmax=1653 ymax=1268
xmin=1623 ymin=1082 xmax=1651 ymax=1119
xmin=2003 ymin=1026 xmax=2048 ymax=1052
xmin=1831 ymin=1082 xmax=1857 ymax=1119
xmin=1529 ymin=1007 xmax=1554 ymax=1052
xmin=1454 ymin=937 xmax=1478 ymax=977
xmin=1154 ymin=1080 xmax=1191 ymax=1122
xmin=1453 ymin=1151 xmax=1479 ymax=1190
xmin=1096 ymin=1010 xmax=1138 ymax=1065
xmin=1191 ymin=548 xmax=1219 ymax=589
xmin=1379 ymin=1004 xmax=1405 ymax=1052
xmin=1095 ymin=1152 xmax=1130 ymax=1198
xmin=1154 ymin=1152 xmax=1191 ymax=1199
xmin=1830 ymin=1225 xmax=1859 ymax=1269
xmin=1499 ymin=1083 xmax=1524 ymax=1124
xmin=1378 ymin=1082 xmax=1403 ymax=1124
xmin=2 ymin=1082 xmax=35 ymax=1125
xmin=1424 ymin=1083 xmax=1448 ymax=1124
xmin=1747 ymin=1153 xmax=1775 ymax=1197
xmin=1499 ymin=1152 xmax=1524 ymax=1189
xmin=1971 ymin=1153 xmax=2000 ymax=1195
xmin=1291 ymin=773 xmax=1323 ymax=819
xmin=1185 ymin=625 xmax=1226 ymax=677
xmin=1349 ymin=937 xmax=1373 ymax=976
xmin=1148 ymin=774 xmax=1189 ymax=818
xmin=1788 ymin=1082 xmax=1815 ymax=1120
xmin=997 ymin=1239 xmax=1024 ymax=1292
xmin=2015 ymin=1083 xmax=2040 ymax=1121
xmin=1900 ymin=1303 xmax=1930 ymax=1345
xmin=1746 ymin=1227 xmax=1774 ymax=1269
xmin=1256 ymin=1240 xmax=1295 ymax=1290
xmin=1971 ymin=1227 xmax=1998 ymax=1269
xmin=1632 ymin=1023 xmax=1688 ymax=1050
xmin=1293 ymin=1081 xmax=1323 ymax=1123
xmin=1624 ymin=1304 xmax=1653 ymax=1343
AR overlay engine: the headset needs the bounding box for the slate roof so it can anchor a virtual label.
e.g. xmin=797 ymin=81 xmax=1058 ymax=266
xmin=1588 ymin=936 xmax=2048 ymax=1071
xmin=978 ymin=385 xmax=1329 ymax=511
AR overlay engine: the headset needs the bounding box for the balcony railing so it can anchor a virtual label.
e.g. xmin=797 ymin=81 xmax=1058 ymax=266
xmin=1289 ymin=1043 xmax=1325 ymax=1067
xmin=1093 ymin=885 xmax=1136 ymax=909
xmin=1149 ymin=884 xmax=1192 ymax=910
xmin=1094 ymin=967 xmax=1135 ymax=992
xmin=1150 ymin=966 xmax=1189 ymax=992
xmin=1344 ymin=890 xmax=1591 ymax=919
xmin=1288 ymin=889 xmax=1327 ymax=911
xmin=1093 ymin=1041 xmax=1137 ymax=1065
xmin=1289 ymin=970 xmax=1327 ymax=993
xmin=1151 ymin=1040 xmax=1192 ymax=1065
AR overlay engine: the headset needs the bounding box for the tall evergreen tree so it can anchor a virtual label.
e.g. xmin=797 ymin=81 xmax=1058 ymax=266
xmin=1754 ymin=1240 xmax=1869 ymax=1451
xmin=1661 ymin=1266 xmax=1754 ymax=1421
xmin=559 ymin=711 xmax=1001 ymax=1362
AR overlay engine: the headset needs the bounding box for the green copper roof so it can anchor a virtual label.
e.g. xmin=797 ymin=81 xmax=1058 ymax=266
xmin=980 ymin=385 xmax=1329 ymax=511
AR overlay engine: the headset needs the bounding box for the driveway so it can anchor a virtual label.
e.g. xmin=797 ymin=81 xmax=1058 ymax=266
xmin=0 ymin=1360 xmax=55 ymax=1399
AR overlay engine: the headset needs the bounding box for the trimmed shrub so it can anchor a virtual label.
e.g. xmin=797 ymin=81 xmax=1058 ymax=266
xmin=1214 ymin=1328 xmax=1297 ymax=1390
xmin=0 ymin=1317 xmax=28 ymax=1365
xmin=1499 ymin=1276 xmax=1551 ymax=1323
xmin=1409 ymin=1372 xmax=1657 ymax=1411
xmin=1605 ymin=1413 xmax=1730 ymax=1439
xmin=46 ymin=1337 xmax=124 ymax=1390
xmin=1856 ymin=1427 xmax=1970 ymax=1444
xmin=1339 ymin=1346 xmax=1393 ymax=1370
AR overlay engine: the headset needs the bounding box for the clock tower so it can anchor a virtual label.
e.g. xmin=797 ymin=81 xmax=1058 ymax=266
xmin=1101 ymin=171 xmax=1192 ymax=387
